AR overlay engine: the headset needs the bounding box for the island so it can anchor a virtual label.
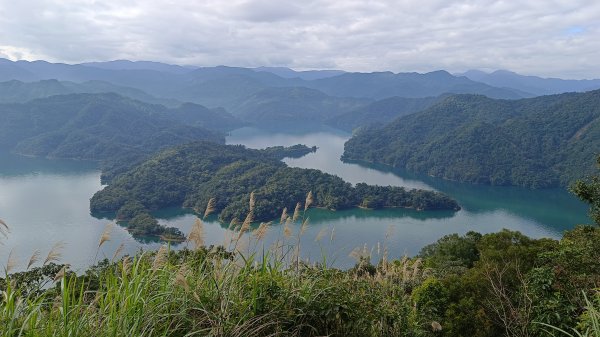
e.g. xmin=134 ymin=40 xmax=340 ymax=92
xmin=91 ymin=141 xmax=461 ymax=240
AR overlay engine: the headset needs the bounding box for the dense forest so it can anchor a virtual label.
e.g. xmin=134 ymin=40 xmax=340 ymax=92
xmin=343 ymin=90 xmax=600 ymax=188
xmin=230 ymin=86 xmax=369 ymax=124
xmin=0 ymin=93 xmax=231 ymax=162
xmin=90 ymin=141 xmax=460 ymax=239
xmin=326 ymin=95 xmax=444 ymax=132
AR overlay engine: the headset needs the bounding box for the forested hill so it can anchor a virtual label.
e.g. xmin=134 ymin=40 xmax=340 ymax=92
xmin=230 ymin=86 xmax=369 ymax=123
xmin=326 ymin=95 xmax=444 ymax=132
xmin=90 ymin=141 xmax=460 ymax=239
xmin=0 ymin=93 xmax=225 ymax=162
xmin=343 ymin=89 xmax=600 ymax=188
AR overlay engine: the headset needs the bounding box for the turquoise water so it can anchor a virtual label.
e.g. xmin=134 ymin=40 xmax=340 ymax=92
xmin=0 ymin=127 xmax=590 ymax=271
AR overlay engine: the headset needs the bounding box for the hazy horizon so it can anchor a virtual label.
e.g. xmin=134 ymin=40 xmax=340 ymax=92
xmin=0 ymin=0 xmax=599 ymax=79
xmin=2 ymin=57 xmax=599 ymax=82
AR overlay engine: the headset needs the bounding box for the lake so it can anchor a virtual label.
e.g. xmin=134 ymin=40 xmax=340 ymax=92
xmin=0 ymin=126 xmax=591 ymax=271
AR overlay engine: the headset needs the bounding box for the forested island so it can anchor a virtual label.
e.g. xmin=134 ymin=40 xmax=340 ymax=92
xmin=343 ymin=89 xmax=600 ymax=188
xmin=91 ymin=141 xmax=460 ymax=239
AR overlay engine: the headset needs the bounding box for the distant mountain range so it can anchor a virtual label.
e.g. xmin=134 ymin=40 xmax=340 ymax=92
xmin=458 ymin=69 xmax=600 ymax=96
xmin=0 ymin=59 xmax=533 ymax=110
xmin=0 ymin=79 xmax=180 ymax=107
xmin=3 ymin=59 xmax=600 ymax=134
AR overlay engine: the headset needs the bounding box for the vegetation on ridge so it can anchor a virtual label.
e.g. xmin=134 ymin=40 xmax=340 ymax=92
xmin=90 ymin=141 xmax=459 ymax=240
xmin=343 ymin=90 xmax=600 ymax=188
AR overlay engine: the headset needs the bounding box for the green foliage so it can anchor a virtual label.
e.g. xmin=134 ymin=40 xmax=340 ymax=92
xmin=326 ymin=95 xmax=443 ymax=132
xmin=420 ymin=231 xmax=482 ymax=272
xmin=231 ymin=86 xmax=369 ymax=124
xmin=261 ymin=144 xmax=318 ymax=160
xmin=0 ymin=93 xmax=225 ymax=162
xmin=571 ymin=155 xmax=600 ymax=225
xmin=2 ymin=224 xmax=599 ymax=336
xmin=90 ymin=141 xmax=460 ymax=227
xmin=343 ymin=90 xmax=600 ymax=188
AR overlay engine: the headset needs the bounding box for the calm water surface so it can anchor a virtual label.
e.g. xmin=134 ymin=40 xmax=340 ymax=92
xmin=0 ymin=126 xmax=590 ymax=271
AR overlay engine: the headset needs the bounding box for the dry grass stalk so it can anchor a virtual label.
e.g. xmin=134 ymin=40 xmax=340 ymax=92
xmin=238 ymin=211 xmax=254 ymax=240
xmin=0 ymin=218 xmax=8 ymax=238
xmin=44 ymin=242 xmax=65 ymax=265
xmin=330 ymin=227 xmax=335 ymax=242
xmin=188 ymin=218 xmax=205 ymax=250
xmin=98 ymin=223 xmax=113 ymax=249
xmin=400 ymin=256 xmax=409 ymax=280
xmin=300 ymin=217 xmax=310 ymax=236
xmin=228 ymin=218 xmax=239 ymax=230
xmin=111 ymin=243 xmax=125 ymax=262
xmin=249 ymin=192 xmax=256 ymax=211
xmin=152 ymin=245 xmax=168 ymax=270
xmin=5 ymin=250 xmax=17 ymax=274
xmin=279 ymin=207 xmax=288 ymax=224
xmin=292 ymin=202 xmax=301 ymax=222
xmin=53 ymin=265 xmax=67 ymax=282
xmin=203 ymin=198 xmax=216 ymax=219
xmin=349 ymin=246 xmax=362 ymax=261
xmin=385 ymin=224 xmax=395 ymax=240
xmin=314 ymin=228 xmax=327 ymax=242
xmin=27 ymin=250 xmax=41 ymax=270
xmin=283 ymin=223 xmax=292 ymax=238
xmin=411 ymin=258 xmax=422 ymax=280
xmin=122 ymin=256 xmax=132 ymax=275
xmin=253 ymin=222 xmax=270 ymax=241
xmin=304 ymin=191 xmax=314 ymax=211
xmin=174 ymin=265 xmax=190 ymax=292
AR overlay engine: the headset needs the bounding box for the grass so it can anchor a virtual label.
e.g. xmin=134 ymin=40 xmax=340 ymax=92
xmin=0 ymin=196 xmax=424 ymax=337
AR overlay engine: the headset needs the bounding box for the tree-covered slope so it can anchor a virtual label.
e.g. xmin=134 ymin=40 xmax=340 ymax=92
xmin=0 ymin=93 xmax=225 ymax=161
xmin=343 ymin=90 xmax=600 ymax=188
xmin=91 ymin=141 xmax=460 ymax=231
xmin=231 ymin=86 xmax=369 ymax=123
xmin=326 ymin=95 xmax=444 ymax=132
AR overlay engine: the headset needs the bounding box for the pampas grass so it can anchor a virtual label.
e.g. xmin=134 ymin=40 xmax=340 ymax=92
xmin=26 ymin=249 xmax=40 ymax=270
xmin=188 ymin=218 xmax=205 ymax=250
xmin=204 ymin=198 xmax=216 ymax=219
xmin=0 ymin=218 xmax=8 ymax=240
xmin=43 ymin=241 xmax=64 ymax=266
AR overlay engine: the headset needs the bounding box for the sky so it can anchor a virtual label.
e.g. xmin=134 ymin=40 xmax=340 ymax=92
xmin=0 ymin=0 xmax=599 ymax=79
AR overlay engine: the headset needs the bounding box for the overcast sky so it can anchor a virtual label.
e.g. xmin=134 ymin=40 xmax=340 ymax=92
xmin=0 ymin=0 xmax=599 ymax=78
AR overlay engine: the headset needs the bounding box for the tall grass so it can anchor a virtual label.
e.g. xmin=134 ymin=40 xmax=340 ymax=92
xmin=0 ymin=198 xmax=421 ymax=337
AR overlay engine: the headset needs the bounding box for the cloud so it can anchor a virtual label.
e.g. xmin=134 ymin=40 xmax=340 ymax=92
xmin=0 ymin=0 xmax=599 ymax=78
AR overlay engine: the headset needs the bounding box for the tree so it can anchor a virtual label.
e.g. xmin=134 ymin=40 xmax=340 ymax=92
xmin=571 ymin=155 xmax=600 ymax=225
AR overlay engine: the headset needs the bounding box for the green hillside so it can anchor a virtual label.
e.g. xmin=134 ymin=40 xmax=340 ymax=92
xmin=0 ymin=93 xmax=225 ymax=162
xmin=326 ymin=96 xmax=443 ymax=131
xmin=343 ymin=90 xmax=600 ymax=188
